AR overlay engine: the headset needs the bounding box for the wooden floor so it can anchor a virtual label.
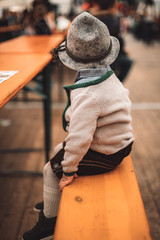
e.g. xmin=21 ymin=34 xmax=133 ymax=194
xmin=0 ymin=33 xmax=160 ymax=240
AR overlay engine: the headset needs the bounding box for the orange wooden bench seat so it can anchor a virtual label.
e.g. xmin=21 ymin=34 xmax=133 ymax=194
xmin=54 ymin=155 xmax=152 ymax=240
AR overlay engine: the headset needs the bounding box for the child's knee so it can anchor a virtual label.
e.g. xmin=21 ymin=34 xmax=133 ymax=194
xmin=53 ymin=142 xmax=63 ymax=156
xmin=43 ymin=162 xmax=60 ymax=187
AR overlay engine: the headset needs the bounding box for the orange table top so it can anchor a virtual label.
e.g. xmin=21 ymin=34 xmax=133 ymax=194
xmin=0 ymin=53 xmax=52 ymax=108
xmin=0 ymin=33 xmax=65 ymax=54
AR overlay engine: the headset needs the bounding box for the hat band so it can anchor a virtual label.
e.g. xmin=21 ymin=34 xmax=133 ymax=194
xmin=65 ymin=39 xmax=112 ymax=63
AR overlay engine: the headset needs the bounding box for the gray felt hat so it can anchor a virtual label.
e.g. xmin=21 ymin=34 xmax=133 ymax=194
xmin=58 ymin=12 xmax=120 ymax=71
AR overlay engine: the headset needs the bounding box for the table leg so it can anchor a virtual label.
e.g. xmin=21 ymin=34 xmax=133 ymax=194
xmin=58 ymin=64 xmax=64 ymax=102
xmin=42 ymin=63 xmax=52 ymax=163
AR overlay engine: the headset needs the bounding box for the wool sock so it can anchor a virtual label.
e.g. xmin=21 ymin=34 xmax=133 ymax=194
xmin=43 ymin=162 xmax=61 ymax=218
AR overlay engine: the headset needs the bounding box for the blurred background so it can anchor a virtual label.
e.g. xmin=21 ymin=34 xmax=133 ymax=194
xmin=0 ymin=0 xmax=160 ymax=240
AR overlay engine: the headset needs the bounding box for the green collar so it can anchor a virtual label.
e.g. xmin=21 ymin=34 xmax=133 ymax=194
xmin=62 ymin=69 xmax=113 ymax=132
xmin=63 ymin=70 xmax=113 ymax=90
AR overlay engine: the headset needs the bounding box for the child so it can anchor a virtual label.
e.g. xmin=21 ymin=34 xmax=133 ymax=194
xmin=22 ymin=12 xmax=134 ymax=240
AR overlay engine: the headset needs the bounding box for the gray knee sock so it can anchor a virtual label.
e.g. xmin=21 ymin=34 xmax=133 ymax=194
xmin=43 ymin=162 xmax=61 ymax=218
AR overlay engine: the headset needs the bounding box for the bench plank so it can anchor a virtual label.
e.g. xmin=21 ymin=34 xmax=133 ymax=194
xmin=54 ymin=155 xmax=152 ymax=240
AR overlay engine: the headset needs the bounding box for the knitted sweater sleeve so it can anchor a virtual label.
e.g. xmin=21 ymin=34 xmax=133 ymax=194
xmin=61 ymin=92 xmax=100 ymax=174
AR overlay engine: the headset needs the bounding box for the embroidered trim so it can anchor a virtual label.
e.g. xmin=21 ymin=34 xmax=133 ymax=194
xmin=62 ymin=88 xmax=70 ymax=132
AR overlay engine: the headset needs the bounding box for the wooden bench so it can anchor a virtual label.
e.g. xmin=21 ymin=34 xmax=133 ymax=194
xmin=54 ymin=155 xmax=152 ymax=240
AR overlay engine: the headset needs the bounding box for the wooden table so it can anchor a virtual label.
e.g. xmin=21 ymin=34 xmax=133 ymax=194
xmin=0 ymin=53 xmax=52 ymax=108
xmin=0 ymin=34 xmax=65 ymax=53
xmin=0 ymin=33 xmax=65 ymax=162
xmin=0 ymin=25 xmax=22 ymax=33
xmin=0 ymin=53 xmax=52 ymax=175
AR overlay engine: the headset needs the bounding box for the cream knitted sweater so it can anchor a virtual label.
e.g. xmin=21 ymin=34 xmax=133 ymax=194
xmin=61 ymin=68 xmax=134 ymax=174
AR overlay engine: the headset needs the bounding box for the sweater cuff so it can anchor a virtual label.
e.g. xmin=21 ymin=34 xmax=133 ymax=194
xmin=63 ymin=171 xmax=76 ymax=176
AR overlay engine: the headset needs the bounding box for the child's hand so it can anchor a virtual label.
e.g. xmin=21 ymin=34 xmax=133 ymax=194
xmin=59 ymin=173 xmax=78 ymax=191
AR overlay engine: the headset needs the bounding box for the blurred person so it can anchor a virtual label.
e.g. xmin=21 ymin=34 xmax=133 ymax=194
xmin=0 ymin=9 xmax=9 ymax=27
xmin=0 ymin=9 xmax=12 ymax=41
xmin=32 ymin=0 xmax=52 ymax=35
xmin=88 ymin=0 xmax=134 ymax=82
xmin=45 ymin=11 xmax=56 ymax=32
xmin=22 ymin=12 xmax=134 ymax=240
xmin=142 ymin=0 xmax=156 ymax=44
xmin=23 ymin=0 xmax=56 ymax=35
xmin=136 ymin=0 xmax=156 ymax=44
xmin=23 ymin=10 xmax=36 ymax=35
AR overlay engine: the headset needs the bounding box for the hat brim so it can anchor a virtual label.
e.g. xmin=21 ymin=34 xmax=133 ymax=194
xmin=58 ymin=36 xmax=120 ymax=71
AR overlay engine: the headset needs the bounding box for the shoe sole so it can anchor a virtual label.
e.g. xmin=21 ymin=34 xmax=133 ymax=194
xmin=22 ymin=234 xmax=53 ymax=240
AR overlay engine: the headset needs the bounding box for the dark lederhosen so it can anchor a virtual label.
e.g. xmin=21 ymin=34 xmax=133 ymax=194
xmin=50 ymin=142 xmax=133 ymax=179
